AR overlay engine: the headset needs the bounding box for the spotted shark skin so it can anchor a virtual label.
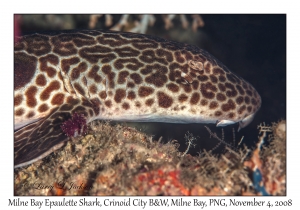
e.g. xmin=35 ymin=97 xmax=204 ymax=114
xmin=14 ymin=30 xmax=261 ymax=168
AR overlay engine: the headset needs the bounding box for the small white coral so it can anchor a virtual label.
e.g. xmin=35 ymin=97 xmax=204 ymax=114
xmin=274 ymin=120 xmax=286 ymax=139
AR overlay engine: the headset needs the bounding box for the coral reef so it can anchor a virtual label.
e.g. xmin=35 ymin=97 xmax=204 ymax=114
xmin=88 ymin=14 xmax=204 ymax=33
xmin=14 ymin=120 xmax=286 ymax=196
xmin=17 ymin=15 xmax=204 ymax=37
xmin=244 ymin=120 xmax=286 ymax=195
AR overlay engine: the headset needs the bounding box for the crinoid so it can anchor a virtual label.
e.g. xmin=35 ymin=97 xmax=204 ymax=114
xmin=61 ymin=112 xmax=87 ymax=137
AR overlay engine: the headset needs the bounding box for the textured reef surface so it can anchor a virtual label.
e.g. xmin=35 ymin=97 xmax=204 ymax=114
xmin=14 ymin=120 xmax=285 ymax=195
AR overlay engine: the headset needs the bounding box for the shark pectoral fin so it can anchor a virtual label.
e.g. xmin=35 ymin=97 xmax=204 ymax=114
xmin=216 ymin=119 xmax=236 ymax=127
xmin=14 ymin=104 xmax=90 ymax=168
xmin=238 ymin=113 xmax=255 ymax=131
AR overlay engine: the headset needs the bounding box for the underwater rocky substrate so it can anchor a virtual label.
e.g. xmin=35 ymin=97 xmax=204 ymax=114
xmin=14 ymin=120 xmax=286 ymax=195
